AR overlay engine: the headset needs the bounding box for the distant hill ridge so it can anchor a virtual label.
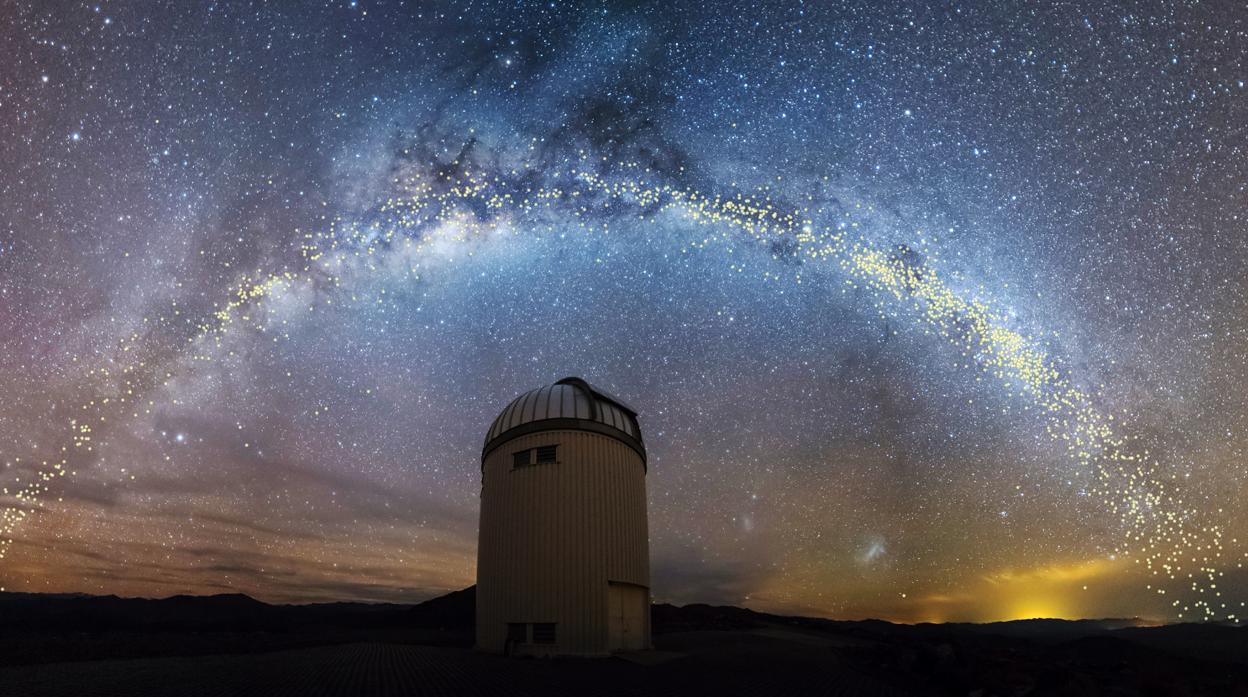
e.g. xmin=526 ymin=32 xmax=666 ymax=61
xmin=3 ymin=587 xmax=1245 ymax=693
xmin=0 ymin=585 xmax=1179 ymax=636
xmin=0 ymin=588 xmax=425 ymax=633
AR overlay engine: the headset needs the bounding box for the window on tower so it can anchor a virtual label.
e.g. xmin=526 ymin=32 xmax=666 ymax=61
xmin=532 ymin=623 xmax=557 ymax=644
xmin=512 ymin=450 xmax=531 ymax=468
xmin=535 ymin=445 xmax=558 ymax=464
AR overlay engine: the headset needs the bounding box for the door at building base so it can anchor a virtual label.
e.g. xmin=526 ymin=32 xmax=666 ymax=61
xmin=607 ymin=582 xmax=647 ymax=651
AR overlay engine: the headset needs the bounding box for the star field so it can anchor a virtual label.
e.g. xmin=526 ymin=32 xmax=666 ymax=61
xmin=1 ymin=1 xmax=1247 ymax=624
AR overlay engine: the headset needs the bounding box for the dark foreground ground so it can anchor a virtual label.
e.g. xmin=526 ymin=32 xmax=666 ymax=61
xmin=2 ymin=588 xmax=1246 ymax=696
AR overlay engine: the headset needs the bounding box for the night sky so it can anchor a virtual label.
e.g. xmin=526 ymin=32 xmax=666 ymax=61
xmin=2 ymin=1 xmax=1247 ymax=624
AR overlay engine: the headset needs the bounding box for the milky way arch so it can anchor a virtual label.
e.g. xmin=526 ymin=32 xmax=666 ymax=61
xmin=1 ymin=162 xmax=1239 ymax=622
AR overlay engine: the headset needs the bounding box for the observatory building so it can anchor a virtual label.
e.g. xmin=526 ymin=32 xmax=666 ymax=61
xmin=476 ymin=377 xmax=651 ymax=656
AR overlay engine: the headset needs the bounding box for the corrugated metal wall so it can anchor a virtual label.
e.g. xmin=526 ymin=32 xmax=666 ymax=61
xmin=476 ymin=430 xmax=650 ymax=656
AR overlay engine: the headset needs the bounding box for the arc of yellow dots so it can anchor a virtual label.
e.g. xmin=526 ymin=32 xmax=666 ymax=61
xmin=0 ymin=165 xmax=1240 ymax=621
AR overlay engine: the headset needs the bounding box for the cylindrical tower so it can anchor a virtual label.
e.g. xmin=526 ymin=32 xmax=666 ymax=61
xmin=476 ymin=377 xmax=651 ymax=656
